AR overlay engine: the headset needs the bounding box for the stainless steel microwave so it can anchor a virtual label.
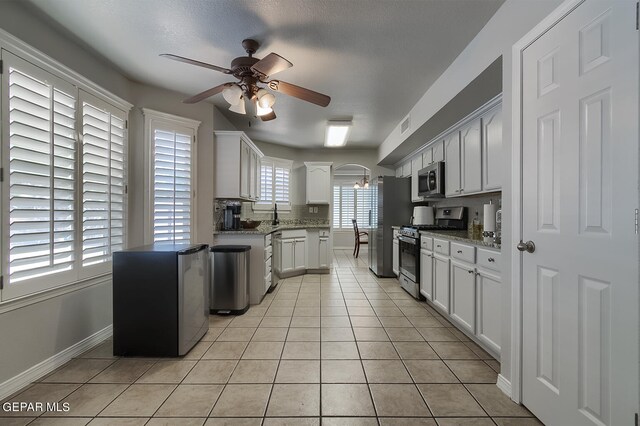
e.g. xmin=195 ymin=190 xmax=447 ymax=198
xmin=418 ymin=161 xmax=445 ymax=198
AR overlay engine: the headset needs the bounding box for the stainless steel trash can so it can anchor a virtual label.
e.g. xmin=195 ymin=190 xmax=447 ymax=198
xmin=210 ymin=245 xmax=251 ymax=315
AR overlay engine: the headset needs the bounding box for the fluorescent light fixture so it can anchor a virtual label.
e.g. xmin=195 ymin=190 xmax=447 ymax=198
xmin=325 ymin=120 xmax=352 ymax=147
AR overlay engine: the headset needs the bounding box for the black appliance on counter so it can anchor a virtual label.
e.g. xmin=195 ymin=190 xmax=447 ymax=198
xmin=224 ymin=204 xmax=242 ymax=230
xmin=398 ymin=206 xmax=467 ymax=298
xmin=113 ymin=243 xmax=210 ymax=357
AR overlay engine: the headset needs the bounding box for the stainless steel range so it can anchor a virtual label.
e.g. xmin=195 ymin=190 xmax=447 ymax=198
xmin=398 ymin=207 xmax=467 ymax=298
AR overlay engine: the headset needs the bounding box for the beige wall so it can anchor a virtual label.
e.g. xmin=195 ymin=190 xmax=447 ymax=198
xmin=0 ymin=1 xmax=236 ymax=387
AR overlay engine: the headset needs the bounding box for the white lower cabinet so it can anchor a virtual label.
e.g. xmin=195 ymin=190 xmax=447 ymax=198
xmin=450 ymin=259 xmax=476 ymax=334
xmin=319 ymin=237 xmax=330 ymax=269
xmin=392 ymin=237 xmax=399 ymax=276
xmin=432 ymin=254 xmax=450 ymax=313
xmin=476 ymin=267 xmax=501 ymax=354
xmin=293 ymin=238 xmax=306 ymax=270
xmin=280 ymin=239 xmax=295 ymax=273
xmin=419 ymin=235 xmax=501 ymax=357
xmin=304 ymin=229 xmax=330 ymax=270
xmin=420 ymin=248 xmax=433 ymax=300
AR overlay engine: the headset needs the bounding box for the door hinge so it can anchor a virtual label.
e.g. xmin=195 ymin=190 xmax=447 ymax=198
xmin=0 ymin=59 xmax=3 ymax=74
xmin=124 ymin=184 xmax=128 ymax=195
xmin=0 ymin=275 xmax=4 ymax=290
xmin=635 ymin=412 xmax=638 ymax=426
xmin=0 ymin=167 xmax=4 ymax=182
xmin=635 ymin=209 xmax=638 ymax=234
xmin=125 ymin=119 xmax=128 ymax=129
xmin=636 ymin=2 xmax=639 ymax=30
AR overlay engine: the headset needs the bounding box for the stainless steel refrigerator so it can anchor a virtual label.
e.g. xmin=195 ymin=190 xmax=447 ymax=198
xmin=368 ymin=176 xmax=412 ymax=277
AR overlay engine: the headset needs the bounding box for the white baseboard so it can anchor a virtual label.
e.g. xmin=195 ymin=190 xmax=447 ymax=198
xmin=0 ymin=325 xmax=113 ymax=401
xmin=496 ymin=373 xmax=512 ymax=397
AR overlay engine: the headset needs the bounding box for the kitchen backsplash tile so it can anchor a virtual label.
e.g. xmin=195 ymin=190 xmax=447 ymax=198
xmin=418 ymin=192 xmax=501 ymax=225
xmin=214 ymin=199 xmax=329 ymax=231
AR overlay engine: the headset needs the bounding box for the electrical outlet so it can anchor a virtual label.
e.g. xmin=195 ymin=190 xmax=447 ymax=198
xmin=314 ymin=207 xmax=318 ymax=213
xmin=309 ymin=207 xmax=314 ymax=213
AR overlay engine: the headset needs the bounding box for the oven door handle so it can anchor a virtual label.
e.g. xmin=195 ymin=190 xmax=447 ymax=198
xmin=398 ymin=236 xmax=417 ymax=245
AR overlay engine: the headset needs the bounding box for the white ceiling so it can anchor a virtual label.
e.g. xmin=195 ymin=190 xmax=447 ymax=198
xmin=26 ymin=0 xmax=503 ymax=149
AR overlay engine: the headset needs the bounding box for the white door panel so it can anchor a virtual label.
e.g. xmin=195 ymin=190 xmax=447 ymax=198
xmin=521 ymin=1 xmax=638 ymax=425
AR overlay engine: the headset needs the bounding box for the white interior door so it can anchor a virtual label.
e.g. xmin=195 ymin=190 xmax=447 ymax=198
xmin=521 ymin=1 xmax=639 ymax=425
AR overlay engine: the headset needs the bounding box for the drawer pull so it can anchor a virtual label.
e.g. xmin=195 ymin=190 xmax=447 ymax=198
xmin=436 ymin=244 xmax=442 ymax=248
xmin=468 ymin=270 xmax=474 ymax=274
xmin=457 ymin=250 xmax=463 ymax=254
xmin=488 ymin=258 xmax=495 ymax=262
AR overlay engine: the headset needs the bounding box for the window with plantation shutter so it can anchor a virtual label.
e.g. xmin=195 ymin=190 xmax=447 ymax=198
xmin=142 ymin=109 xmax=200 ymax=244
xmin=80 ymin=92 xmax=127 ymax=270
xmin=260 ymin=164 xmax=273 ymax=204
xmin=5 ymin=56 xmax=77 ymax=291
xmin=332 ymin=182 xmax=374 ymax=230
xmin=1 ymin=50 xmax=130 ymax=301
xmin=255 ymin=157 xmax=292 ymax=211
xmin=152 ymin=129 xmax=192 ymax=242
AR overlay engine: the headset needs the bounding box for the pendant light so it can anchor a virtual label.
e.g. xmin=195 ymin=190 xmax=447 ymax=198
xmin=353 ymin=167 xmax=369 ymax=189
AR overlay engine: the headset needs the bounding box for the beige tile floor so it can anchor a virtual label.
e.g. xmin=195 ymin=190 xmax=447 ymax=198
xmin=1 ymin=249 xmax=542 ymax=425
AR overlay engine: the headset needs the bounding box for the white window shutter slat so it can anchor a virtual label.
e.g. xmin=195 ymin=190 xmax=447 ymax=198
xmin=81 ymin=96 xmax=127 ymax=266
xmin=152 ymin=128 xmax=192 ymax=242
xmin=8 ymin=66 xmax=77 ymax=284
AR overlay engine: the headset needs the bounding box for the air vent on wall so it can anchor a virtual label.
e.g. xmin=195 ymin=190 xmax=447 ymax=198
xmin=400 ymin=115 xmax=410 ymax=134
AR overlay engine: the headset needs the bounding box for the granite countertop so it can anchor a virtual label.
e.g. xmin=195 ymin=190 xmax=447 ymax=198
xmin=391 ymin=225 xmax=401 ymax=229
xmin=214 ymin=223 xmax=330 ymax=236
xmin=419 ymin=229 xmax=501 ymax=250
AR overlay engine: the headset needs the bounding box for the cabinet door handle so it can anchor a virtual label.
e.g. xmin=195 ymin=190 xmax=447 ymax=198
xmin=468 ymin=270 xmax=474 ymax=274
xmin=457 ymin=250 xmax=463 ymax=254
xmin=475 ymin=272 xmax=480 ymax=276
xmin=436 ymin=245 xmax=441 ymax=248
xmin=488 ymin=258 xmax=495 ymax=262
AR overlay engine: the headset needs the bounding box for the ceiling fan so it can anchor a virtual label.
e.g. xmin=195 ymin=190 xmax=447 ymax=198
xmin=161 ymin=39 xmax=331 ymax=121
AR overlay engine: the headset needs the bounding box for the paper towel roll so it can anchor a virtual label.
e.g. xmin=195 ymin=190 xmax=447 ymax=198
xmin=483 ymin=203 xmax=497 ymax=233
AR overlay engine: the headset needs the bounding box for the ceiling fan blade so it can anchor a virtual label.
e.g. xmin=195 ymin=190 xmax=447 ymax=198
xmin=268 ymin=80 xmax=330 ymax=107
xmin=160 ymin=54 xmax=231 ymax=74
xmin=260 ymin=109 xmax=277 ymax=121
xmin=183 ymin=83 xmax=232 ymax=104
xmin=251 ymin=53 xmax=292 ymax=77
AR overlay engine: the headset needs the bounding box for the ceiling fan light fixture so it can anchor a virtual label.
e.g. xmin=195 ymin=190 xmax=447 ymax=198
xmin=256 ymin=104 xmax=273 ymax=116
xmin=222 ymin=84 xmax=243 ymax=105
xmin=257 ymin=89 xmax=276 ymax=108
xmin=325 ymin=120 xmax=352 ymax=147
xmin=229 ymin=96 xmax=246 ymax=114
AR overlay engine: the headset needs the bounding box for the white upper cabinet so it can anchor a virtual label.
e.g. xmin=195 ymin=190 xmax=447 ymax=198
xmin=215 ymin=131 xmax=263 ymax=201
xmin=411 ymin=155 xmax=423 ymax=202
xmin=305 ymin=162 xmax=332 ymax=204
xmin=422 ymin=140 xmax=444 ymax=167
xmin=432 ymin=140 xmax=444 ymax=163
xmin=401 ymin=161 xmax=412 ymax=177
xmin=460 ymin=117 xmax=482 ymax=194
xmin=444 ymin=131 xmax=461 ymax=197
xmin=481 ymin=104 xmax=502 ymax=191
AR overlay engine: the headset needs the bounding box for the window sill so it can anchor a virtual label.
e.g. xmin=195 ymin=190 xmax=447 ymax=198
xmin=0 ymin=273 xmax=111 ymax=314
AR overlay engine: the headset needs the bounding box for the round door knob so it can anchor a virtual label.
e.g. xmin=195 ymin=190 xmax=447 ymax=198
xmin=517 ymin=240 xmax=535 ymax=253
